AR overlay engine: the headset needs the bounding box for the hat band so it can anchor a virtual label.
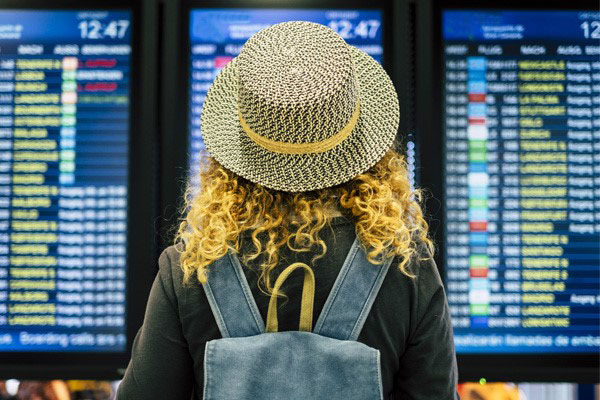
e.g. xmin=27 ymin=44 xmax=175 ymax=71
xmin=238 ymin=100 xmax=360 ymax=155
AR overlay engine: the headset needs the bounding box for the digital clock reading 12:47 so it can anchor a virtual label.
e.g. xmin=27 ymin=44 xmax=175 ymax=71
xmin=78 ymin=20 xmax=130 ymax=39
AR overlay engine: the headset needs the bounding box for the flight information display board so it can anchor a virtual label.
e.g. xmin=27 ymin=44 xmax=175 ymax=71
xmin=187 ymin=9 xmax=405 ymax=189
xmin=443 ymin=10 xmax=600 ymax=353
xmin=0 ymin=10 xmax=131 ymax=352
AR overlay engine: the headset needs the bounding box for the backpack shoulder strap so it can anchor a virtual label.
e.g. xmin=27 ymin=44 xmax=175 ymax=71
xmin=313 ymin=237 xmax=393 ymax=341
xmin=202 ymin=252 xmax=265 ymax=338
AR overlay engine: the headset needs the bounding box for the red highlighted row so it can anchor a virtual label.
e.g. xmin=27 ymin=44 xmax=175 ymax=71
xmin=468 ymin=117 xmax=486 ymax=125
xmin=469 ymin=221 xmax=487 ymax=231
xmin=470 ymin=268 xmax=488 ymax=278
xmin=468 ymin=93 xmax=486 ymax=102
xmin=78 ymin=82 xmax=118 ymax=92
xmin=85 ymin=59 xmax=118 ymax=68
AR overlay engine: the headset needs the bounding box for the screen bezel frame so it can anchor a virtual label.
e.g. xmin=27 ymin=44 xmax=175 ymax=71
xmin=158 ymin=0 xmax=396 ymax=254
xmin=0 ymin=0 xmax=157 ymax=380
xmin=417 ymin=0 xmax=600 ymax=383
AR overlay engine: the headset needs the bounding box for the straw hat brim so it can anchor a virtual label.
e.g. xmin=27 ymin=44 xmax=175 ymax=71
xmin=201 ymin=45 xmax=399 ymax=192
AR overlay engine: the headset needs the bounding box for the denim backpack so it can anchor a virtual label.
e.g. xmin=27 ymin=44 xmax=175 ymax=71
xmin=201 ymin=237 xmax=393 ymax=400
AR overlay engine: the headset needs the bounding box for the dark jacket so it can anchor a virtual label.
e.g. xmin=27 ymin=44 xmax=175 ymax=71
xmin=118 ymin=217 xmax=459 ymax=399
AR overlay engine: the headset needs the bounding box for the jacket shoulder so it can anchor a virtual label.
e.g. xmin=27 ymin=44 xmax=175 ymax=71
xmin=157 ymin=244 xmax=189 ymax=301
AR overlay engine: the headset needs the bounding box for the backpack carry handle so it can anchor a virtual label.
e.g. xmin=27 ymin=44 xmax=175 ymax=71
xmin=266 ymin=262 xmax=315 ymax=333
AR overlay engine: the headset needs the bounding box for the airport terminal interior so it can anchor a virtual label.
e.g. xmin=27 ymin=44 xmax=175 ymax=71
xmin=0 ymin=0 xmax=598 ymax=399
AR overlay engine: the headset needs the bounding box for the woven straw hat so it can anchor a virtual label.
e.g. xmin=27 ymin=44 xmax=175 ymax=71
xmin=201 ymin=21 xmax=399 ymax=192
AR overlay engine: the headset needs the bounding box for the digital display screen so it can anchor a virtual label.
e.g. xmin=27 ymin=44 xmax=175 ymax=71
xmin=442 ymin=10 xmax=600 ymax=353
xmin=0 ymin=10 xmax=131 ymax=352
xmin=187 ymin=9 xmax=415 ymax=190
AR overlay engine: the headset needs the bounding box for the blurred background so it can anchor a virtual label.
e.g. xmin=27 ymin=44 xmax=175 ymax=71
xmin=0 ymin=0 xmax=597 ymax=399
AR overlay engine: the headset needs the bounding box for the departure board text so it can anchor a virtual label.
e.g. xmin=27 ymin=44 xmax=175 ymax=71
xmin=0 ymin=10 xmax=131 ymax=352
xmin=443 ymin=10 xmax=600 ymax=353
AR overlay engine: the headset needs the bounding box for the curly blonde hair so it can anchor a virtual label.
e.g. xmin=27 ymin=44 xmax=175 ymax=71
xmin=176 ymin=148 xmax=433 ymax=294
